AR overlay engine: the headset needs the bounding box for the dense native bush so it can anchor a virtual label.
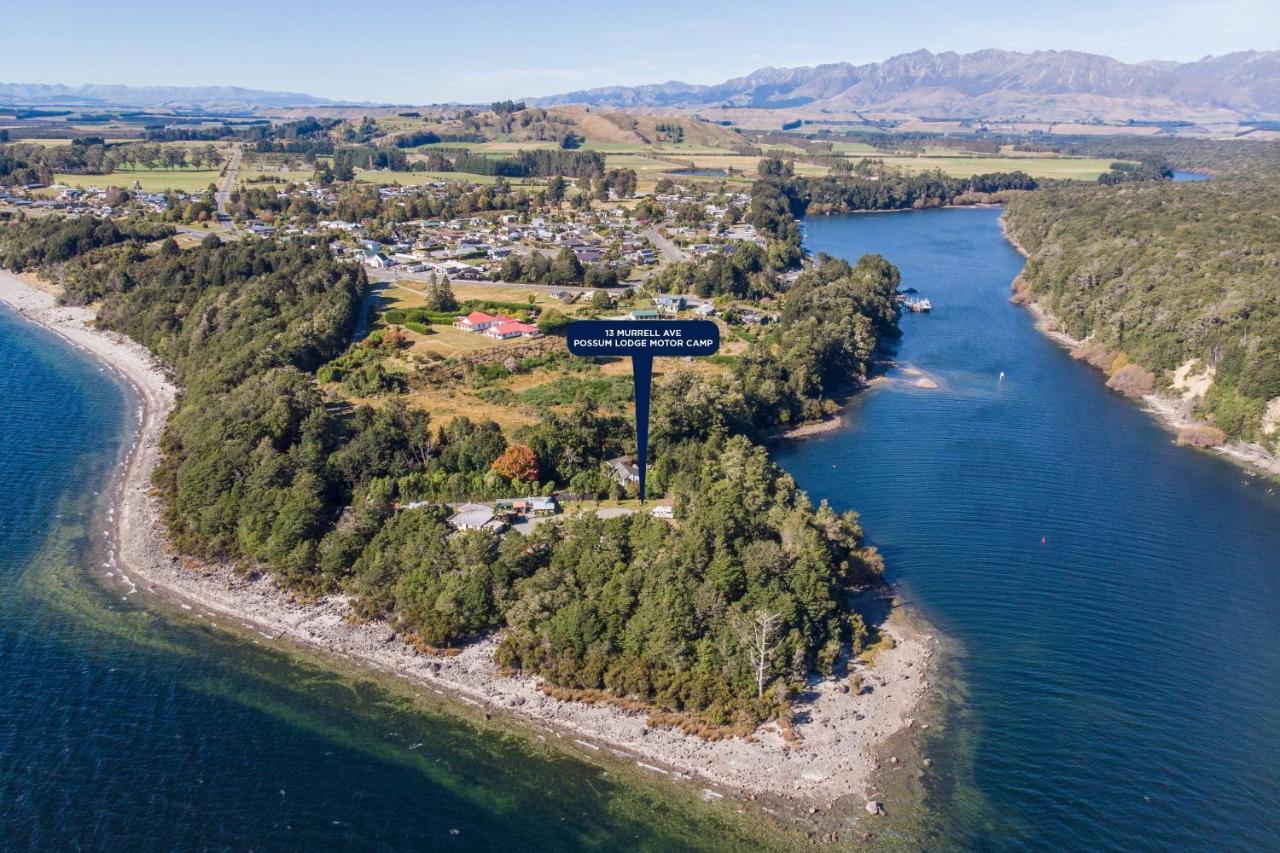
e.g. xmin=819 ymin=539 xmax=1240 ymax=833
xmin=1005 ymin=172 xmax=1280 ymax=446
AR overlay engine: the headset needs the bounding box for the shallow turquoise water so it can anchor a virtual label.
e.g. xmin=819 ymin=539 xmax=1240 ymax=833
xmin=780 ymin=208 xmax=1280 ymax=850
xmin=0 ymin=306 xmax=782 ymax=851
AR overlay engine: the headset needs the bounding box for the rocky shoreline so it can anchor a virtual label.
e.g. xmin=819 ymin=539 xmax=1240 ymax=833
xmin=0 ymin=270 xmax=937 ymax=823
xmin=999 ymin=216 xmax=1280 ymax=481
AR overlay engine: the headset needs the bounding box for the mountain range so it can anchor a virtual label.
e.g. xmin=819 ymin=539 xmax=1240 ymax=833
xmin=0 ymin=83 xmax=346 ymax=110
xmin=532 ymin=49 xmax=1280 ymax=120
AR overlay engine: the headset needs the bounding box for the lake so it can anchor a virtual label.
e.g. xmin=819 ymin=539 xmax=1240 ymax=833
xmin=0 ymin=306 xmax=785 ymax=852
xmin=780 ymin=207 xmax=1280 ymax=850
xmin=4 ymin=203 xmax=1277 ymax=851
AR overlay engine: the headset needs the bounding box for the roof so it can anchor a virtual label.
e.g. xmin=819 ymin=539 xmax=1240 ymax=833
xmin=449 ymin=504 xmax=495 ymax=528
xmin=489 ymin=321 xmax=538 ymax=335
xmin=461 ymin=311 xmax=494 ymax=324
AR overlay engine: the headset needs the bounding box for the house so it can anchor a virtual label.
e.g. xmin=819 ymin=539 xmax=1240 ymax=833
xmin=692 ymin=301 xmax=716 ymax=317
xmin=499 ymin=496 xmax=559 ymax=517
xmin=455 ymin=311 xmax=512 ymax=332
xmin=448 ymin=503 xmax=495 ymax=531
xmin=649 ymin=504 xmax=675 ymax=519
xmin=629 ymin=308 xmax=659 ymax=321
xmin=483 ymin=321 xmax=540 ymax=340
xmin=654 ymin=295 xmax=686 ymax=313
xmin=607 ymin=456 xmax=641 ymax=485
xmin=360 ymin=249 xmax=392 ymax=268
xmin=573 ymin=246 xmax=604 ymax=264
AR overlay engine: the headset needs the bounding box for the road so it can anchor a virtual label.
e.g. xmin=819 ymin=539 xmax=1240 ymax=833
xmin=369 ymin=269 xmax=599 ymax=296
xmin=215 ymin=146 xmax=241 ymax=219
xmin=644 ymin=226 xmax=688 ymax=262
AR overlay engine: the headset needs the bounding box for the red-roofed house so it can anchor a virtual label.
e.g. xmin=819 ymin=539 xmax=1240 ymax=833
xmin=454 ymin=311 xmax=495 ymax=332
xmin=483 ymin=321 xmax=541 ymax=340
xmin=456 ymin=312 xmax=524 ymax=335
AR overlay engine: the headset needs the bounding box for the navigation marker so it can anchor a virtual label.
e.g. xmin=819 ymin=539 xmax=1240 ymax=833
xmin=566 ymin=319 xmax=720 ymax=501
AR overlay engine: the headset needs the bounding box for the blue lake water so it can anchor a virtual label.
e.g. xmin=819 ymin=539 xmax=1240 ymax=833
xmin=0 ymin=306 xmax=781 ymax=851
xmin=782 ymin=208 xmax=1280 ymax=850
xmin=4 ymin=201 xmax=1277 ymax=850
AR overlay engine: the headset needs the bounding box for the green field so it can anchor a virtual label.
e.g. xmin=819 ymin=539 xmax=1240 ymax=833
xmin=53 ymin=168 xmax=223 ymax=193
xmin=355 ymin=169 xmax=540 ymax=187
xmin=418 ymin=140 xmax=560 ymax=153
xmin=873 ymin=155 xmax=1120 ymax=180
xmin=828 ymin=141 xmax=880 ymax=154
xmin=238 ymin=169 xmax=315 ymax=188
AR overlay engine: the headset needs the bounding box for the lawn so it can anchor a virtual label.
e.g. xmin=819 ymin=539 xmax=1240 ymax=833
xmin=53 ymin=168 xmax=223 ymax=193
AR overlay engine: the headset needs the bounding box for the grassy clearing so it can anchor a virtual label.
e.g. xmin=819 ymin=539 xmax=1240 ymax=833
xmin=403 ymin=385 xmax=539 ymax=431
xmin=53 ymin=168 xmax=222 ymax=193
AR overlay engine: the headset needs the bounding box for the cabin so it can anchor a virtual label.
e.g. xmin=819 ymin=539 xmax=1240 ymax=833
xmin=654 ymin=295 xmax=686 ymax=313
xmin=629 ymin=308 xmax=660 ymax=321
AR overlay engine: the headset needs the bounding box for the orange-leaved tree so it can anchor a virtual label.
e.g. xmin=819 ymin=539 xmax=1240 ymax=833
xmin=491 ymin=443 xmax=538 ymax=483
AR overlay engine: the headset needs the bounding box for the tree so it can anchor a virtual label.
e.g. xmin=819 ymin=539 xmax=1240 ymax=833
xmin=424 ymin=275 xmax=458 ymax=311
xmin=589 ymin=290 xmax=612 ymax=312
xmin=757 ymin=157 xmax=793 ymax=178
xmin=499 ymin=254 xmax=523 ymax=282
xmin=537 ymin=308 xmax=571 ymax=335
xmin=491 ymin=443 xmax=539 ymax=483
xmin=545 ymin=175 xmax=566 ymax=206
xmin=733 ymin=608 xmax=782 ymax=698
xmin=550 ymin=247 xmax=584 ymax=284
xmin=162 ymin=147 xmax=187 ymax=170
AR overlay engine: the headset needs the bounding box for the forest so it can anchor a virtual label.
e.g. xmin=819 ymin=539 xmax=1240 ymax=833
xmin=4 ymin=220 xmax=898 ymax=729
xmin=781 ymin=170 xmax=1038 ymax=214
xmin=1004 ymin=172 xmax=1280 ymax=447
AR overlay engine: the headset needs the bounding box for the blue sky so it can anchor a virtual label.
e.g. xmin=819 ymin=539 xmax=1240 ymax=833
xmin=2 ymin=0 xmax=1276 ymax=103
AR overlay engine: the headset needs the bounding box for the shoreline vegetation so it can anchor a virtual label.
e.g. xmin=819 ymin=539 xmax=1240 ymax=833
xmin=999 ymin=216 xmax=1280 ymax=481
xmin=0 ymin=269 xmax=936 ymax=821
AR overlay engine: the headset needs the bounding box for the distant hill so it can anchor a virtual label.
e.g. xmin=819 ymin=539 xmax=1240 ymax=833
xmin=533 ymin=49 xmax=1280 ymax=120
xmin=0 ymin=82 xmax=349 ymax=110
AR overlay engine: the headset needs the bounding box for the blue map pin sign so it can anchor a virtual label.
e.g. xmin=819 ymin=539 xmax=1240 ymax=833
xmin=566 ymin=319 xmax=720 ymax=501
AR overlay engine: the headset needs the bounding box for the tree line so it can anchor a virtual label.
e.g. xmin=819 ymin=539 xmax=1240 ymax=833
xmin=1004 ymin=171 xmax=1280 ymax=447
xmin=4 ymin=221 xmax=900 ymax=729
